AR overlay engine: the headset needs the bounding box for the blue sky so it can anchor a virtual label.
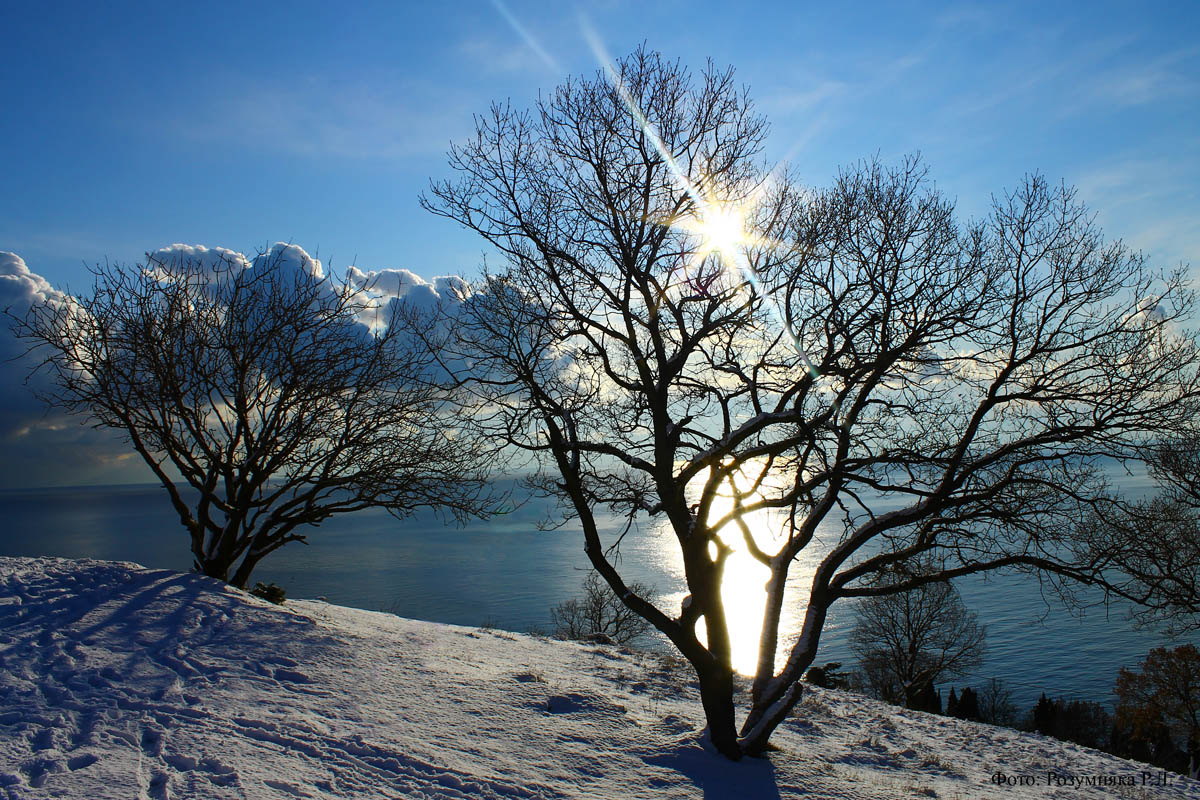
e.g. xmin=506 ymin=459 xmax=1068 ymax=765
xmin=1 ymin=0 xmax=1198 ymax=487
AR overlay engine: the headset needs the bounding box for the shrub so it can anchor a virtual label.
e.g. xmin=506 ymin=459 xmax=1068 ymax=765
xmin=249 ymin=582 xmax=286 ymax=605
xmin=805 ymin=662 xmax=852 ymax=690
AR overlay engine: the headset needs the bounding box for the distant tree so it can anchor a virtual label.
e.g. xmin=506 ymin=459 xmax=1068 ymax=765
xmin=426 ymin=46 xmax=1200 ymax=758
xmin=912 ymin=681 xmax=942 ymax=715
xmin=954 ymin=687 xmax=981 ymax=721
xmin=15 ymin=246 xmax=493 ymax=587
xmin=977 ymin=677 xmax=1019 ymax=727
xmin=946 ymin=688 xmax=960 ymax=718
xmin=851 ymin=576 xmax=985 ymax=710
xmin=1059 ymin=700 xmax=1112 ymax=750
xmin=1110 ymin=720 xmax=1179 ymax=771
xmin=1115 ymin=644 xmax=1200 ymax=778
xmin=1032 ymin=694 xmax=1053 ymax=734
xmin=1028 ymin=695 xmax=1112 ymax=750
xmin=551 ymin=570 xmax=656 ymax=645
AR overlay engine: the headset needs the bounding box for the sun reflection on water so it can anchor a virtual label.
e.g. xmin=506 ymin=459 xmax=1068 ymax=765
xmin=717 ymin=533 xmax=772 ymax=674
xmin=647 ymin=481 xmax=836 ymax=676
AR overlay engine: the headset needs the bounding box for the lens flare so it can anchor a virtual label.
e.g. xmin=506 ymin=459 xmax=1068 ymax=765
xmin=580 ymin=25 xmax=821 ymax=379
xmin=698 ymin=204 xmax=747 ymax=262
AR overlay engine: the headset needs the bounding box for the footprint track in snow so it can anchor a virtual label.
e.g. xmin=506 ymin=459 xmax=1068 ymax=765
xmin=66 ymin=752 xmax=98 ymax=771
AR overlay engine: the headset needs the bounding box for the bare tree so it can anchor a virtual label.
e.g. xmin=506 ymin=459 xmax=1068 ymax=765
xmin=1079 ymin=438 xmax=1200 ymax=633
xmin=423 ymin=47 xmax=1200 ymax=759
xmin=850 ymin=577 xmax=984 ymax=709
xmin=551 ymin=570 xmax=655 ymax=645
xmin=15 ymin=245 xmax=491 ymax=587
xmin=977 ymin=677 xmax=1019 ymax=727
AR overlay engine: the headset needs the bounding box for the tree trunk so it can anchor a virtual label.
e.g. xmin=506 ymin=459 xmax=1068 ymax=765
xmin=752 ymin=568 xmax=787 ymax=702
xmin=740 ymin=678 xmax=808 ymax=756
xmin=194 ymin=549 xmax=258 ymax=589
xmin=230 ymin=554 xmax=262 ymax=589
xmin=696 ymin=664 xmax=742 ymax=760
xmin=196 ymin=557 xmax=231 ymax=584
xmin=739 ymin=590 xmax=830 ymax=753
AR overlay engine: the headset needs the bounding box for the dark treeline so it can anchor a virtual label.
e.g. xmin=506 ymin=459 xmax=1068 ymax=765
xmin=806 ymin=642 xmax=1200 ymax=780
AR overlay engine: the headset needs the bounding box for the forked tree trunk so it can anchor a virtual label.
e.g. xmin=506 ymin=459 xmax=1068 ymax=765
xmin=739 ymin=667 xmax=811 ymax=756
xmin=738 ymin=594 xmax=830 ymax=755
xmin=195 ymin=557 xmax=231 ymax=584
xmin=194 ymin=553 xmax=259 ymax=589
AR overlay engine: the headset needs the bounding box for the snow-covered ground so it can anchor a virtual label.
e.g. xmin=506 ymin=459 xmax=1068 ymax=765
xmin=0 ymin=557 xmax=1195 ymax=799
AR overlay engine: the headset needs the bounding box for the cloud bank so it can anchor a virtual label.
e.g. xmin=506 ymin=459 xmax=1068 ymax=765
xmin=0 ymin=252 xmax=146 ymax=487
xmin=0 ymin=244 xmax=468 ymax=489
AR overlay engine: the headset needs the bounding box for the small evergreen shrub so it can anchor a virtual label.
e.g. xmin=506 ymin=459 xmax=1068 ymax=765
xmin=249 ymin=582 xmax=287 ymax=605
xmin=805 ymin=662 xmax=852 ymax=690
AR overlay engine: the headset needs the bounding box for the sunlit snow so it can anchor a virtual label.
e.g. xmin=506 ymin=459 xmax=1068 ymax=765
xmin=0 ymin=557 xmax=1195 ymax=799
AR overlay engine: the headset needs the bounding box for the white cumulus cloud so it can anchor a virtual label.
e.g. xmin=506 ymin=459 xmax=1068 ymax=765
xmin=0 ymin=245 xmax=477 ymax=488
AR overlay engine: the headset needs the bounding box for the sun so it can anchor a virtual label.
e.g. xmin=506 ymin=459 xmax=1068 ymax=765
xmin=676 ymin=199 xmax=748 ymax=267
xmin=698 ymin=204 xmax=748 ymax=263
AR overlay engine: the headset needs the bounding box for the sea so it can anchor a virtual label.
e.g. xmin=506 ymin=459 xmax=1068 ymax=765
xmin=0 ymin=474 xmax=1193 ymax=713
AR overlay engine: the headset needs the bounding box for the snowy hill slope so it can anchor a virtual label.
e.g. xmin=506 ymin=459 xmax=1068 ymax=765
xmin=0 ymin=557 xmax=1196 ymax=799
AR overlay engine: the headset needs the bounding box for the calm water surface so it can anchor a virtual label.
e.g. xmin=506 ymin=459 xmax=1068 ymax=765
xmin=0 ymin=477 xmax=1192 ymax=711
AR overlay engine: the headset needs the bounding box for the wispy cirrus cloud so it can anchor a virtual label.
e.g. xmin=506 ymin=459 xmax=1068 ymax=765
xmin=933 ymin=3 xmax=1000 ymax=30
xmin=933 ymin=34 xmax=1197 ymax=130
xmin=762 ymin=79 xmax=848 ymax=116
xmin=1080 ymin=45 xmax=1200 ymax=109
xmin=160 ymin=75 xmax=478 ymax=161
xmin=1072 ymin=157 xmax=1200 ymax=265
xmin=455 ymin=36 xmax=555 ymax=75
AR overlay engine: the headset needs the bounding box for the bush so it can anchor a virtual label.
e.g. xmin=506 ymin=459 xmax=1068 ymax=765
xmin=249 ymin=582 xmax=286 ymax=605
xmin=551 ymin=571 xmax=655 ymax=646
xmin=805 ymin=662 xmax=852 ymax=690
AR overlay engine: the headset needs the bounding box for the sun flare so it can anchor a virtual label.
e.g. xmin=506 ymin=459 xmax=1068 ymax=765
xmin=698 ymin=204 xmax=748 ymax=263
